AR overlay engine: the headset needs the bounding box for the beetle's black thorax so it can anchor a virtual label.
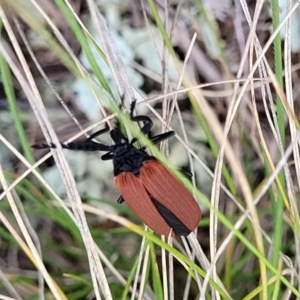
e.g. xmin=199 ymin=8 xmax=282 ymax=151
xmin=112 ymin=143 xmax=153 ymax=176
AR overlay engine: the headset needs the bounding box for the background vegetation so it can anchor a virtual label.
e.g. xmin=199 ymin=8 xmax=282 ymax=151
xmin=0 ymin=0 xmax=300 ymax=299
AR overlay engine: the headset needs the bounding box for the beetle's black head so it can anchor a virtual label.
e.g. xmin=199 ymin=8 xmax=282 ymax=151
xmin=108 ymin=124 xmax=131 ymax=155
xmin=110 ymin=123 xmax=128 ymax=144
xmin=106 ymin=123 xmax=151 ymax=176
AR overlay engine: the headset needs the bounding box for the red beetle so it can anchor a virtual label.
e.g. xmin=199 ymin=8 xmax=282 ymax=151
xmin=33 ymin=101 xmax=201 ymax=236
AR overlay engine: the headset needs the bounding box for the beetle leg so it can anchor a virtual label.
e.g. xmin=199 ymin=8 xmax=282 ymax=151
xmin=101 ymin=152 xmax=114 ymax=160
xmin=129 ymin=100 xmax=153 ymax=135
xmin=131 ymin=115 xmax=153 ymax=135
xmin=149 ymin=131 xmax=175 ymax=144
xmin=117 ymin=195 xmax=125 ymax=204
xmin=87 ymin=123 xmax=110 ymax=141
xmin=179 ymin=169 xmax=193 ymax=180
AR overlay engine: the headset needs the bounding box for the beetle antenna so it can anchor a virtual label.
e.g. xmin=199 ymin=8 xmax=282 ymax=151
xmin=130 ymin=100 xmax=137 ymax=118
xmin=32 ymin=140 xmax=111 ymax=152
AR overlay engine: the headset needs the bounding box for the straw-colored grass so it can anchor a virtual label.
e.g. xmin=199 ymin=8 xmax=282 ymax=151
xmin=0 ymin=0 xmax=300 ymax=299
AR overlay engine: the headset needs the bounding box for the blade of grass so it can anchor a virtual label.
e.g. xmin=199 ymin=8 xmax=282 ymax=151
xmin=0 ymin=26 xmax=35 ymax=165
xmin=270 ymin=1 xmax=286 ymax=298
xmin=53 ymin=0 xmax=113 ymax=97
